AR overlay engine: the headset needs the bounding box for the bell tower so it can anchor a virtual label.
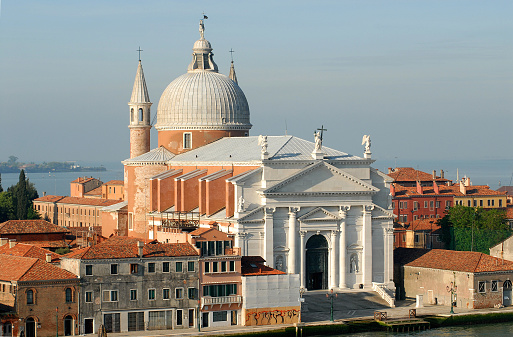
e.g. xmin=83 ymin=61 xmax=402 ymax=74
xmin=128 ymin=56 xmax=152 ymax=158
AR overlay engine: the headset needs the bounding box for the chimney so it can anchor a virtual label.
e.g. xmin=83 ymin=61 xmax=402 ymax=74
xmin=43 ymin=191 xmax=47 ymax=196
xmin=460 ymin=180 xmax=466 ymax=195
xmin=432 ymin=170 xmax=436 ymax=179
xmin=0 ymin=238 xmax=8 ymax=247
xmin=433 ymin=181 xmax=440 ymax=194
xmin=465 ymin=177 xmax=471 ymax=187
xmin=9 ymin=239 xmax=16 ymax=248
xmin=416 ymin=181 xmax=423 ymax=195
xmin=440 ymin=170 xmax=444 ymax=179
xmin=388 ymin=167 xmax=393 ymax=174
xmin=390 ymin=183 xmax=396 ymax=197
xmin=46 ymin=253 xmax=52 ymax=263
xmin=137 ymin=241 xmax=144 ymax=258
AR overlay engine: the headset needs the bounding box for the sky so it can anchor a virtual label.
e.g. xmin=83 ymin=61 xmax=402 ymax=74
xmin=1 ymin=1 xmax=512 ymax=170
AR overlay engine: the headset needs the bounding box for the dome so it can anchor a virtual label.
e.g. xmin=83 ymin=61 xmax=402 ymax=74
xmin=155 ymin=71 xmax=251 ymax=130
xmin=155 ymin=20 xmax=251 ymax=131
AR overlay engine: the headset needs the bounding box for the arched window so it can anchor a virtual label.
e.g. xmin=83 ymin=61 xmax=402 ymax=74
xmin=130 ymin=108 xmax=134 ymax=122
xmin=139 ymin=108 xmax=143 ymax=122
xmin=26 ymin=289 xmax=34 ymax=304
xmin=65 ymin=288 xmax=73 ymax=303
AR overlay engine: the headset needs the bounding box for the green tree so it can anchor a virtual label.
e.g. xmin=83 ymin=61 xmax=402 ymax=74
xmin=8 ymin=156 xmax=18 ymax=165
xmin=440 ymin=205 xmax=510 ymax=253
xmin=7 ymin=170 xmax=40 ymax=220
xmin=0 ymin=173 xmax=3 ymax=192
xmin=0 ymin=191 xmax=15 ymax=222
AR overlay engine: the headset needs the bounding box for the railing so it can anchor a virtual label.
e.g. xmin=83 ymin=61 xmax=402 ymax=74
xmin=372 ymin=282 xmax=395 ymax=308
xmin=201 ymin=295 xmax=242 ymax=308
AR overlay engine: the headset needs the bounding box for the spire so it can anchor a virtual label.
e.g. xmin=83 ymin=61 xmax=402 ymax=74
xmin=130 ymin=60 xmax=150 ymax=103
xmin=229 ymin=61 xmax=238 ymax=84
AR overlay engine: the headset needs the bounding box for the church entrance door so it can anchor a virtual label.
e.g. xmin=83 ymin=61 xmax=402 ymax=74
xmin=306 ymin=234 xmax=328 ymax=290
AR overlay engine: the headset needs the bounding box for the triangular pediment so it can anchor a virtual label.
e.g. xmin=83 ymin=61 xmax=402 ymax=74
xmin=238 ymin=206 xmax=265 ymax=223
xmin=262 ymin=162 xmax=379 ymax=195
xmin=372 ymin=204 xmax=395 ymax=219
xmin=298 ymin=207 xmax=340 ymax=222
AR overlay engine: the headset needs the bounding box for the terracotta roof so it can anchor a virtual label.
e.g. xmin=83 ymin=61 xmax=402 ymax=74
xmin=53 ymin=196 xmax=120 ymax=207
xmin=33 ymin=195 xmax=65 ymax=203
xmin=84 ymin=186 xmax=102 ymax=196
xmin=0 ymin=254 xmax=77 ymax=281
xmin=71 ymin=177 xmax=98 ymax=184
xmin=406 ymin=249 xmax=513 ymax=273
xmin=394 ymin=248 xmax=430 ymax=266
xmin=64 ymin=236 xmax=199 ymax=260
xmin=455 ymin=185 xmax=507 ymax=197
xmin=388 ymin=167 xmax=449 ymax=183
xmin=0 ymin=243 xmax=60 ymax=262
xmin=23 ymin=240 xmax=69 ymax=249
xmin=498 ymin=186 xmax=513 ymax=195
xmin=393 ymin=184 xmax=506 ymax=198
xmin=241 ymin=256 xmax=286 ymax=276
xmin=0 ymin=220 xmax=69 ymax=234
xmin=410 ymin=218 xmax=442 ymax=232
xmin=104 ymin=180 xmax=124 ymax=185
xmin=189 ymin=228 xmax=211 ymax=236
xmin=507 ymin=206 xmax=513 ymax=219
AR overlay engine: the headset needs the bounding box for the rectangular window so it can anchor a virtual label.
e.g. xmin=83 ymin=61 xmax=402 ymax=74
xmin=413 ymin=201 xmax=418 ymax=211
xmin=499 ymin=199 xmax=503 ymax=207
xmin=480 ymin=200 xmax=483 ymax=207
xmin=163 ymin=262 xmax=170 ymax=273
xmin=130 ymin=289 xmax=137 ymax=301
xmin=163 ymin=288 xmax=170 ymax=300
xmin=110 ymin=290 xmax=118 ymax=302
xmin=176 ymin=309 xmax=183 ymax=326
xmin=414 ymin=234 xmax=419 ymax=243
xmin=148 ymin=289 xmax=156 ymax=300
xmin=85 ymin=265 xmax=93 ymax=276
xmin=188 ymin=261 xmax=195 ymax=272
xmin=492 ymin=199 xmax=495 ymax=206
xmin=488 ymin=199 xmax=491 ymax=207
xmin=478 ymin=281 xmax=486 ymax=293
xmin=429 ymin=201 xmax=434 ymax=210
xmin=130 ymin=264 xmax=138 ymax=274
xmin=85 ymin=291 xmax=93 ymax=303
xmin=205 ymin=262 xmax=210 ymax=273
xmin=473 ymin=199 xmax=477 ymax=207
xmin=221 ymin=261 xmax=227 ymax=272
xmin=176 ymin=262 xmax=183 ymax=272
xmin=175 ymin=288 xmax=184 ymax=299
xmin=436 ymin=201 xmax=440 ymax=208
xmin=213 ymin=311 xmax=228 ymax=322
xmin=148 ymin=263 xmax=155 ymax=273
xmin=183 ymin=133 xmax=192 ymax=149
xmin=391 ymin=202 xmax=395 ymax=209
xmin=446 ymin=201 xmax=451 ymax=209
xmin=213 ymin=262 xmax=218 ymax=272
xmin=111 ymin=264 xmax=118 ymax=275
xmin=188 ymin=287 xmax=197 ymax=300
xmin=468 ymin=200 xmax=471 ymax=207
xmin=492 ymin=280 xmax=498 ymax=292
xmin=424 ymin=201 xmax=428 ymax=208
xmin=402 ymin=234 xmax=406 ymax=242
xmin=413 ymin=215 xmax=418 ymax=220
xmin=229 ymin=261 xmax=235 ymax=272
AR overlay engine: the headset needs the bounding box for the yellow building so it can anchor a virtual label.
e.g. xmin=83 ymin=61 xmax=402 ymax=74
xmin=453 ymin=178 xmax=507 ymax=209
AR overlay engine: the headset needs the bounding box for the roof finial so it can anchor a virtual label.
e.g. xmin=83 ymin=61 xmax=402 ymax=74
xmin=229 ymin=48 xmax=235 ymax=62
xmin=137 ymin=46 xmax=143 ymax=61
xmin=199 ymin=13 xmax=208 ymax=39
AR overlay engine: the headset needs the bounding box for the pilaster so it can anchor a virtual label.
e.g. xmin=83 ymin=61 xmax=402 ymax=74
xmin=338 ymin=206 xmax=350 ymax=289
xmin=288 ymin=207 xmax=300 ymax=274
xmin=299 ymin=230 xmax=307 ymax=289
xmin=264 ymin=207 xmax=275 ymax=267
xmin=362 ymin=205 xmax=374 ymax=287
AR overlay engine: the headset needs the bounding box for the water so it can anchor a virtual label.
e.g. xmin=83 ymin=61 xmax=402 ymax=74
xmin=0 ymin=163 xmax=123 ymax=196
xmin=336 ymin=321 xmax=513 ymax=336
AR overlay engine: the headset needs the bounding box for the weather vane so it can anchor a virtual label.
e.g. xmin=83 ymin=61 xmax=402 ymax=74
xmin=137 ymin=46 xmax=143 ymax=61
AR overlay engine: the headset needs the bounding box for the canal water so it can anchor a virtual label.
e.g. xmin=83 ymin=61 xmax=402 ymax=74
xmin=330 ymin=321 xmax=513 ymax=336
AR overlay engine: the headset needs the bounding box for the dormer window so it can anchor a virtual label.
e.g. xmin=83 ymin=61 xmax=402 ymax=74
xmin=183 ymin=133 xmax=192 ymax=149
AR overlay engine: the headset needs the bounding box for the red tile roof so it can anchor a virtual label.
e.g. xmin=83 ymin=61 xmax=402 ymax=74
xmin=0 ymin=243 xmax=61 ymax=262
xmin=52 ymin=196 xmax=119 ymax=207
xmin=507 ymin=206 xmax=513 ymax=219
xmin=22 ymin=240 xmax=69 ymax=249
xmin=71 ymin=177 xmax=98 ymax=184
xmin=0 ymin=220 xmax=69 ymax=234
xmin=0 ymin=254 xmax=77 ymax=281
xmin=406 ymin=249 xmax=513 ymax=273
xmin=84 ymin=186 xmax=102 ymax=196
xmin=409 ymin=218 xmax=442 ymax=232
xmin=64 ymin=236 xmax=199 ymax=260
xmin=388 ymin=167 xmax=449 ymax=183
xmin=393 ymin=184 xmax=506 ymax=198
xmin=33 ymin=195 xmax=65 ymax=203
xmin=104 ymin=180 xmax=124 ymax=185
xmin=241 ymin=256 xmax=286 ymax=276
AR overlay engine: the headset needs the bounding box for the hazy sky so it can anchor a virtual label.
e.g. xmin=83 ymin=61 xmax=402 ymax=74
xmin=1 ymin=1 xmax=512 ymax=166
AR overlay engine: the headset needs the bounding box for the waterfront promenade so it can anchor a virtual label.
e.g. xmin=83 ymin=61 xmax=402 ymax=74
xmin=82 ymin=289 xmax=513 ymax=337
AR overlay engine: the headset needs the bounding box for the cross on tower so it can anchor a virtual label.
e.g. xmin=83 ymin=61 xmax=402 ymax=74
xmin=137 ymin=47 xmax=143 ymax=61
xmin=317 ymin=125 xmax=327 ymax=141
xmin=229 ymin=48 xmax=235 ymax=62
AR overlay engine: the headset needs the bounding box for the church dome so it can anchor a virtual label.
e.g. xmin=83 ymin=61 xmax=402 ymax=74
xmin=155 ymin=20 xmax=251 ymax=131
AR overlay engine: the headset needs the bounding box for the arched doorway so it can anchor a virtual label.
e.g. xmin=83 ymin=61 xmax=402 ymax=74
xmin=25 ymin=318 xmax=36 ymax=337
xmin=64 ymin=315 xmax=73 ymax=336
xmin=504 ymin=280 xmax=512 ymax=306
xmin=306 ymin=234 xmax=328 ymax=290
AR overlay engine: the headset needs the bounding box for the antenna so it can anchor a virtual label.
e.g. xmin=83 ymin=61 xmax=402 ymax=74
xmin=285 ymin=119 xmax=288 ymax=135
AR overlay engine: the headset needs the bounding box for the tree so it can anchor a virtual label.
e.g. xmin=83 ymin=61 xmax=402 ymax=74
xmin=0 ymin=173 xmax=3 ymax=193
xmin=0 ymin=191 xmax=15 ymax=222
xmin=8 ymin=156 xmax=18 ymax=165
xmin=440 ymin=205 xmax=510 ymax=253
xmin=6 ymin=170 xmax=39 ymax=220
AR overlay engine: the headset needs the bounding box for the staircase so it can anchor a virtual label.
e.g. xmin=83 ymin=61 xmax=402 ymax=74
xmin=372 ymin=282 xmax=396 ymax=308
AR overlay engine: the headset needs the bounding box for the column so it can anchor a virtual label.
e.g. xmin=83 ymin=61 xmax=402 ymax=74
xmin=339 ymin=206 xmax=349 ymax=289
xmin=236 ymin=232 xmax=246 ymax=256
xmin=384 ymin=226 xmax=394 ymax=286
xmin=299 ymin=230 xmax=307 ymax=289
xmin=264 ymin=207 xmax=275 ymax=267
xmin=330 ymin=230 xmax=338 ymax=289
xmin=362 ymin=205 xmax=374 ymax=287
xmin=288 ymin=207 xmax=299 ymax=274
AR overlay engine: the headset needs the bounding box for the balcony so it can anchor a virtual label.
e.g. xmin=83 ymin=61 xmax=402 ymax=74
xmin=201 ymin=295 xmax=242 ymax=308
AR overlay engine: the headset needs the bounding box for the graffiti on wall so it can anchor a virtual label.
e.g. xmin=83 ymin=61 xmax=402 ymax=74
xmin=245 ymin=308 xmax=299 ymax=326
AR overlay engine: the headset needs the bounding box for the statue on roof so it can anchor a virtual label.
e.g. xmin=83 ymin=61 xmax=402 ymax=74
xmin=199 ymin=19 xmax=205 ymax=39
xmin=362 ymin=134 xmax=371 ymax=153
xmin=258 ymin=135 xmax=268 ymax=154
xmin=314 ymin=131 xmax=322 ymax=151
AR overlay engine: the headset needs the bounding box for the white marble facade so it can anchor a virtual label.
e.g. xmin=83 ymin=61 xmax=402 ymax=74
xmin=231 ymin=157 xmax=395 ymax=290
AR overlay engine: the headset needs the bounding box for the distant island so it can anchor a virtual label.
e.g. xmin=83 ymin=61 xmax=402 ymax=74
xmin=0 ymin=156 xmax=106 ymax=173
